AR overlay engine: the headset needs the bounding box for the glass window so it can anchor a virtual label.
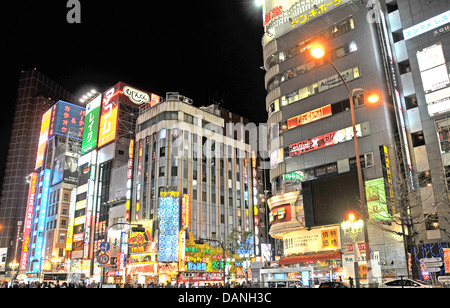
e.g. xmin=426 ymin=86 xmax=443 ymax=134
xmin=353 ymin=67 xmax=360 ymax=78
xmin=184 ymin=113 xmax=194 ymax=124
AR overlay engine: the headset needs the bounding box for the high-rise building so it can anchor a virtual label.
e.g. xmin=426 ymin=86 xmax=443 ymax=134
xmin=381 ymin=0 xmax=450 ymax=279
xmin=0 ymin=69 xmax=73 ymax=273
xmin=260 ymin=0 xmax=415 ymax=285
xmin=126 ymin=92 xmax=259 ymax=285
xmin=21 ymin=100 xmax=85 ymax=274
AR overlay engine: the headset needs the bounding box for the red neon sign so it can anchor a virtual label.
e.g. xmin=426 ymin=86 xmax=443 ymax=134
xmin=19 ymin=172 xmax=38 ymax=270
xmin=287 ymin=105 xmax=332 ymax=129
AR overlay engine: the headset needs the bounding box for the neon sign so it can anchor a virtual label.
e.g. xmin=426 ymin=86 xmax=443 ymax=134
xmin=269 ymin=205 xmax=291 ymax=225
xmin=158 ymin=193 xmax=180 ymax=262
xmin=19 ymin=172 xmax=38 ymax=271
xmin=98 ymin=88 xmax=118 ymax=148
xmin=35 ymin=109 xmax=52 ymax=169
xmin=289 ymin=124 xmax=361 ymax=156
xmin=287 ymin=105 xmax=332 ymax=129
xmin=33 ymin=169 xmax=51 ymax=272
xmin=403 ymin=10 xmax=450 ymax=41
xmin=81 ymin=95 xmax=101 ymax=154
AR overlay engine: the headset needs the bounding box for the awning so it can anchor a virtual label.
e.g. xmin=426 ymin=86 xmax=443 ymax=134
xmin=277 ymin=251 xmax=342 ymax=266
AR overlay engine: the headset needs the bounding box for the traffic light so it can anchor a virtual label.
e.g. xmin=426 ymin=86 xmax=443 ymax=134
xmin=131 ymin=224 xmax=145 ymax=232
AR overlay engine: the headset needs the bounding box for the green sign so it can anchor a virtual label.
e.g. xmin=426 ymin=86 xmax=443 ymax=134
xmin=365 ymin=178 xmax=391 ymax=221
xmin=81 ymin=95 xmax=101 ymax=154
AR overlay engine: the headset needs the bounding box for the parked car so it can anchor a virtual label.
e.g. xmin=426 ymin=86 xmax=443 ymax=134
xmin=318 ymin=281 xmax=350 ymax=288
xmin=378 ymin=278 xmax=432 ymax=288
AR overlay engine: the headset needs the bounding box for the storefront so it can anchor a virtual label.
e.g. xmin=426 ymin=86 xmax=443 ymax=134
xmin=277 ymin=251 xmax=343 ymax=286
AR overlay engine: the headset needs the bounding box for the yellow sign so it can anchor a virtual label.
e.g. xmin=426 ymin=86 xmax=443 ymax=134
xmin=321 ymin=228 xmax=339 ymax=249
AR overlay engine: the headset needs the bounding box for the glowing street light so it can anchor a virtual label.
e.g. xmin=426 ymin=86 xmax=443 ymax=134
xmin=310 ymin=44 xmax=326 ymax=59
xmin=341 ymin=212 xmax=364 ymax=288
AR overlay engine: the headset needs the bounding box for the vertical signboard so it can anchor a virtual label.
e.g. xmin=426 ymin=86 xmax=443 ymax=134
xmin=33 ymin=169 xmax=51 ymax=272
xmin=158 ymin=192 xmax=180 ymax=262
xmin=66 ymin=189 xmax=77 ymax=251
xmin=81 ymin=95 xmax=102 ymax=154
xmin=35 ymin=109 xmax=52 ymax=169
xmin=19 ymin=172 xmax=38 ymax=271
xmin=98 ymin=88 xmax=118 ymax=148
xmin=365 ymin=178 xmax=390 ymax=221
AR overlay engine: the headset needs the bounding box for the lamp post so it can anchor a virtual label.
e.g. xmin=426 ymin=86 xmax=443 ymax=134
xmin=311 ymin=43 xmax=379 ymax=287
xmin=9 ymin=260 xmax=19 ymax=285
xmin=341 ymin=213 xmax=364 ymax=288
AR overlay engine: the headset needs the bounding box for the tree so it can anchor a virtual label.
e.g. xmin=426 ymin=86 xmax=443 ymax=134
xmin=225 ymin=228 xmax=255 ymax=256
xmin=363 ymin=136 xmax=450 ymax=280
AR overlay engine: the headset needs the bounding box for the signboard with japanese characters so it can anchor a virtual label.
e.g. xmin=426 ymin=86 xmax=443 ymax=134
xmin=269 ymin=204 xmax=292 ymax=225
xmin=49 ymin=101 xmax=86 ymax=140
xmin=283 ymin=226 xmax=340 ymax=256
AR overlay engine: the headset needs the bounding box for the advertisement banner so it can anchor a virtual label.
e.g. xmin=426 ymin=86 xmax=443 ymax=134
xmin=49 ymin=101 xmax=86 ymax=140
xmin=81 ymin=95 xmax=101 ymax=154
xmin=289 ymin=125 xmax=361 ymax=156
xmin=35 ymin=109 xmax=52 ymax=169
xmin=444 ymin=248 xmax=450 ymax=273
xmin=19 ymin=172 xmax=38 ymax=271
xmin=98 ymin=88 xmax=118 ymax=148
xmin=365 ymin=178 xmax=390 ymax=221
xmin=269 ymin=204 xmax=292 ymax=225
xmin=287 ymin=105 xmax=332 ymax=129
xmin=158 ymin=192 xmax=180 ymax=262
xmin=283 ymin=227 xmax=340 ymax=256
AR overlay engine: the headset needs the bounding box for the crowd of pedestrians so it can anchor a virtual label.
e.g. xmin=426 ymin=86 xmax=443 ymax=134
xmin=1 ymin=281 xmax=98 ymax=288
xmin=1 ymin=281 xmax=252 ymax=288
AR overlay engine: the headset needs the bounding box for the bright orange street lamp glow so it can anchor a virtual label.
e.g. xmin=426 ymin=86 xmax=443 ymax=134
xmin=367 ymin=94 xmax=380 ymax=104
xmin=348 ymin=213 xmax=355 ymax=221
xmin=310 ymin=44 xmax=325 ymax=59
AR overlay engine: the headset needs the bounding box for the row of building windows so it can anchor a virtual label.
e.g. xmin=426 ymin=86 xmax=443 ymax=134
xmin=267 ymin=41 xmax=358 ymax=92
xmin=135 ymin=130 xmax=255 ymax=238
xmin=267 ymin=16 xmax=355 ymax=70
xmin=268 ymin=66 xmax=361 ymax=116
xmin=139 ymin=111 xmax=222 ymax=135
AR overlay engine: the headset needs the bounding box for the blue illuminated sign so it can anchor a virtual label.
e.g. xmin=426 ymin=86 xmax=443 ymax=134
xmin=49 ymin=100 xmax=85 ymax=140
xmin=158 ymin=195 xmax=179 ymax=262
xmin=33 ymin=169 xmax=51 ymax=272
xmin=403 ymin=10 xmax=450 ymax=41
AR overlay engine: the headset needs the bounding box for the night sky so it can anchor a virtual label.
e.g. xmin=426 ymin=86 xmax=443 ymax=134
xmin=2 ymin=1 xmax=267 ymax=192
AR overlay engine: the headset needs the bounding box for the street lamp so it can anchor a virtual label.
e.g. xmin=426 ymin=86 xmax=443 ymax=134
xmin=9 ymin=260 xmax=19 ymax=285
xmin=341 ymin=213 xmax=364 ymax=288
xmin=310 ymin=43 xmax=378 ymax=287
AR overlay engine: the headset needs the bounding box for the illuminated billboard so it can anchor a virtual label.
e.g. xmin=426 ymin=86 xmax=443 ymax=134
xmin=263 ymin=0 xmax=349 ymax=37
xmin=19 ymin=172 xmax=38 ymax=271
xmin=33 ymin=169 xmax=51 ymax=272
xmin=158 ymin=192 xmax=180 ymax=262
xmin=81 ymin=95 xmax=102 ymax=154
xmin=403 ymin=10 xmax=450 ymax=40
xmin=269 ymin=204 xmax=292 ymax=225
xmin=365 ymin=178 xmax=390 ymax=221
xmin=417 ymin=43 xmax=450 ymax=117
xmin=98 ymin=88 xmax=118 ymax=148
xmin=35 ymin=109 xmax=52 ymax=169
xmin=49 ymin=101 xmax=86 ymax=140
xmin=289 ymin=124 xmax=362 ymax=157
xmin=283 ymin=226 xmax=340 ymax=256
xmin=287 ymin=105 xmax=332 ymax=129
